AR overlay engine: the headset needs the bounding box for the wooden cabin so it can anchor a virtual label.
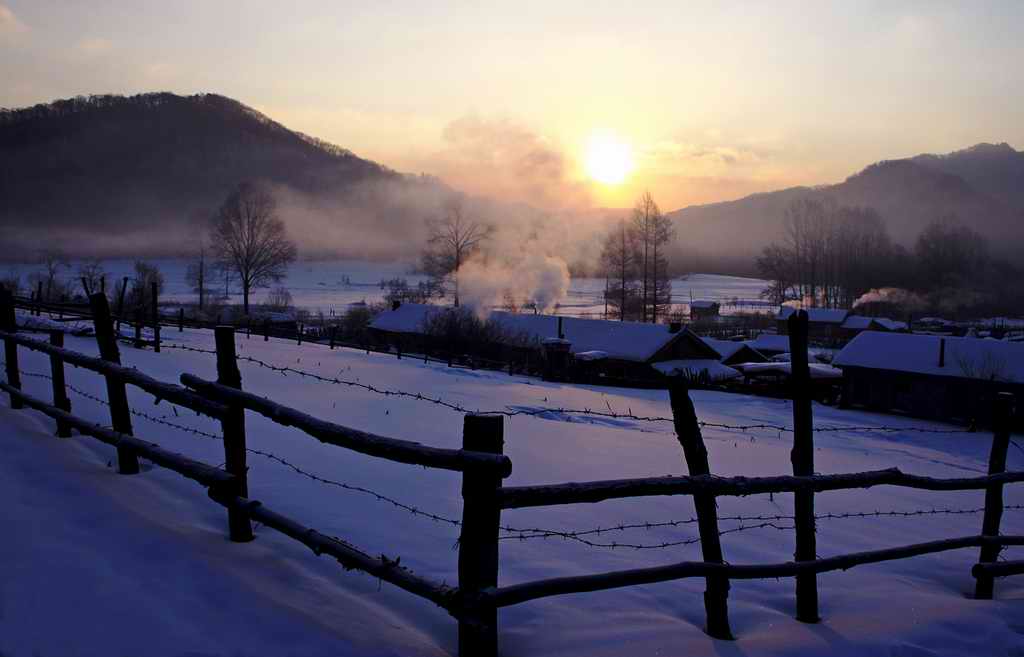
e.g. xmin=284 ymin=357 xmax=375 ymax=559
xmin=833 ymin=331 xmax=1024 ymax=430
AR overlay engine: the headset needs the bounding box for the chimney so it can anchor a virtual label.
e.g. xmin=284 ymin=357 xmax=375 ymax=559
xmin=669 ymin=321 xmax=682 ymax=333
xmin=938 ymin=337 xmax=945 ymax=368
xmin=557 ymin=316 xmax=564 ymax=340
xmin=392 ymin=300 xmax=401 ymax=311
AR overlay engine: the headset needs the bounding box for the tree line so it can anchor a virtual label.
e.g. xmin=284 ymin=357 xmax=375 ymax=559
xmin=756 ymin=195 xmax=1024 ymax=316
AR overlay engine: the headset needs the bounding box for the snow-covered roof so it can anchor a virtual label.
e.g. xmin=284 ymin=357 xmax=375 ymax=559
xmin=690 ymin=300 xmax=719 ymax=309
xmin=841 ymin=315 xmax=908 ymax=331
xmin=776 ymin=307 xmax=850 ymax=324
xmin=833 ymin=331 xmax=1024 ymax=383
xmin=701 ymin=337 xmax=759 ymax=362
xmin=369 ymin=303 xmax=695 ymax=362
xmin=735 ymin=361 xmax=844 ymax=380
xmin=651 ymin=359 xmax=740 ymax=381
xmin=747 ymin=333 xmax=791 ymax=353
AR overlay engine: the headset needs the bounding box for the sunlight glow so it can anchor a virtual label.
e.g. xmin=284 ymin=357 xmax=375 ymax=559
xmin=584 ymin=134 xmax=634 ymax=185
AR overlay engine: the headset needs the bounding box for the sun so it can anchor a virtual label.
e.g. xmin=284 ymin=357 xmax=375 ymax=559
xmin=584 ymin=134 xmax=634 ymax=185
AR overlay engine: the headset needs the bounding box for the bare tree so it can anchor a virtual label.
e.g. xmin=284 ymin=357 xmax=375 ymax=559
xmin=77 ymin=258 xmax=107 ymax=298
xmin=420 ymin=197 xmax=493 ymax=307
xmin=184 ymin=242 xmax=211 ymax=310
xmin=630 ymin=192 xmax=674 ymax=322
xmin=600 ymin=220 xmax=638 ymax=321
xmin=35 ymin=249 xmax=68 ymax=301
xmin=210 ymin=182 xmax=298 ymax=314
xmin=126 ymin=260 xmax=164 ymax=312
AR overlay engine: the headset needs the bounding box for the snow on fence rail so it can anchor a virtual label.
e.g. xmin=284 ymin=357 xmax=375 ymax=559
xmin=1 ymin=288 xmax=1022 ymax=656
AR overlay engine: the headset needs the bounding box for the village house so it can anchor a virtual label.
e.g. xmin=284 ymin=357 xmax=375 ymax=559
xmin=368 ymin=303 xmax=729 ymax=386
xmin=776 ymin=307 xmax=850 ymax=343
xmin=833 ymin=331 xmax=1024 ymax=429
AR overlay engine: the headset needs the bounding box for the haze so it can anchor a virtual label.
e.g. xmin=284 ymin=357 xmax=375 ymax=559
xmin=2 ymin=1 xmax=1022 ymax=210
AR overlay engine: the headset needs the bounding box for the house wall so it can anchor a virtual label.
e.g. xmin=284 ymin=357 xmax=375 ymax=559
xmin=842 ymin=367 xmax=1023 ymax=430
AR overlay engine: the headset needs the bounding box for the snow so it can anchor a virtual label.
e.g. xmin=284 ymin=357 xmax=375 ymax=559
xmin=777 ymin=307 xmax=850 ymax=324
xmin=840 ymin=315 xmax=875 ymax=330
xmin=651 ymin=359 xmax=740 ymax=381
xmin=574 ymin=350 xmax=608 ymax=361
xmin=833 ymin=331 xmax=1024 ymax=382
xmin=371 ymin=303 xmax=689 ymax=362
xmin=15 ymin=310 xmax=93 ymax=335
xmin=2 ymin=325 xmax=1023 ymax=656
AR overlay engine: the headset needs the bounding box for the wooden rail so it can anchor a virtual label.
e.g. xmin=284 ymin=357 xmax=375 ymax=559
xmin=0 ymin=382 xmax=233 ymax=489
xmin=180 ymin=374 xmax=512 ymax=476
xmin=0 ymin=329 xmax=225 ymax=418
xmin=498 ymin=468 xmax=1024 ymax=509
xmin=486 ymin=534 xmax=1024 ymax=608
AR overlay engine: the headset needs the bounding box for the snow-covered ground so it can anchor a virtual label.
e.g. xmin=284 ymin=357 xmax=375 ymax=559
xmin=2 ymin=326 xmax=1023 ymax=656
xmin=3 ymin=258 xmax=771 ymax=318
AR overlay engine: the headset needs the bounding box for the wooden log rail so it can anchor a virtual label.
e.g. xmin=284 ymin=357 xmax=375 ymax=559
xmin=0 ymin=382 xmax=233 ymax=489
xmin=498 ymin=468 xmax=1024 ymax=509
xmin=973 ymin=560 xmax=1024 ymax=579
xmin=180 ymin=374 xmax=512 ymax=476
xmin=0 ymin=329 xmax=226 ymax=419
xmin=485 ymin=534 xmax=1024 ymax=608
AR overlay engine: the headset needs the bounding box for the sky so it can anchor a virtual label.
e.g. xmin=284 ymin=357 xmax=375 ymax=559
xmin=2 ymin=1 xmax=1022 ymax=212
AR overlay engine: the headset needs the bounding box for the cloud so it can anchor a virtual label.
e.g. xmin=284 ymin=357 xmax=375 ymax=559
xmin=416 ymin=114 xmax=593 ymax=211
xmin=0 ymin=4 xmax=27 ymax=38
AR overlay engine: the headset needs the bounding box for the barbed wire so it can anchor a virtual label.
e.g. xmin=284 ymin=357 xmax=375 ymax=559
xmin=6 ymin=360 xmax=1022 ymax=553
xmin=159 ymin=342 xmax=977 ymax=435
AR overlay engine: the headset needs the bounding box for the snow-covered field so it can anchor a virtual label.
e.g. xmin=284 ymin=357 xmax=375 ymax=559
xmin=3 ymin=258 xmax=772 ymax=318
xmin=2 ymin=327 xmax=1023 ymax=657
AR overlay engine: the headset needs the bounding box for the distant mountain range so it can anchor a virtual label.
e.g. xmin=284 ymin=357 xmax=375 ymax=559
xmin=668 ymin=142 xmax=1024 ymax=264
xmin=1 ymin=92 xmax=1021 ymax=268
xmin=0 ymin=92 xmax=448 ymax=259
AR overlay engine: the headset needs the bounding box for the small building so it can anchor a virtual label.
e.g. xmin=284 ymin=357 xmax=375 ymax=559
xmin=833 ymin=331 xmax=1024 ymax=429
xmin=776 ymin=307 xmax=850 ymax=343
xmin=701 ymin=337 xmax=769 ymax=367
xmin=689 ymin=300 xmax=721 ymax=321
xmin=368 ymin=303 xmax=724 ymax=386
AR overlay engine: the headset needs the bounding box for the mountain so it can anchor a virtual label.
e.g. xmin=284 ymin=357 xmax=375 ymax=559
xmin=0 ymin=92 xmax=448 ymax=259
xmin=667 ymin=143 xmax=1024 ymax=268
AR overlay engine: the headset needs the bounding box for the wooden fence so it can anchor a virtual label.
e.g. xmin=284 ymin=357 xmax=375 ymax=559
xmin=1 ymin=288 xmax=1022 ymax=656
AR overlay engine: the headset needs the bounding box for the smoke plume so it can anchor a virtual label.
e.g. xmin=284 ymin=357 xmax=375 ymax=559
xmin=853 ymin=287 xmax=928 ymax=311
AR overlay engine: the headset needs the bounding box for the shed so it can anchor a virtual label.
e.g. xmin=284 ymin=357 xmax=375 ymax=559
xmin=701 ymin=337 xmax=769 ymax=367
xmin=689 ymin=300 xmax=721 ymax=321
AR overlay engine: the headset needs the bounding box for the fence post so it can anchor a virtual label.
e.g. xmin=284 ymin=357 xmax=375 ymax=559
xmin=1 ymin=287 xmax=23 ymax=409
xmin=264 ymin=318 xmax=270 ymax=342
xmin=178 ymin=308 xmax=185 ymax=332
xmin=458 ymin=414 xmax=503 ymax=657
xmin=668 ymin=380 xmax=732 ymax=639
xmin=151 ymin=281 xmax=160 ymax=353
xmin=48 ymin=330 xmax=72 ymax=438
xmin=89 ymin=293 xmax=140 ymax=475
xmin=214 ymin=326 xmax=254 ymax=542
xmin=788 ymin=310 xmax=819 ymax=622
xmin=115 ymin=277 xmax=128 ymax=335
xmin=329 ymin=326 xmax=336 ymax=350
xmin=975 ymin=392 xmax=1014 ymax=599
xmin=296 ymin=324 xmax=302 ymax=345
